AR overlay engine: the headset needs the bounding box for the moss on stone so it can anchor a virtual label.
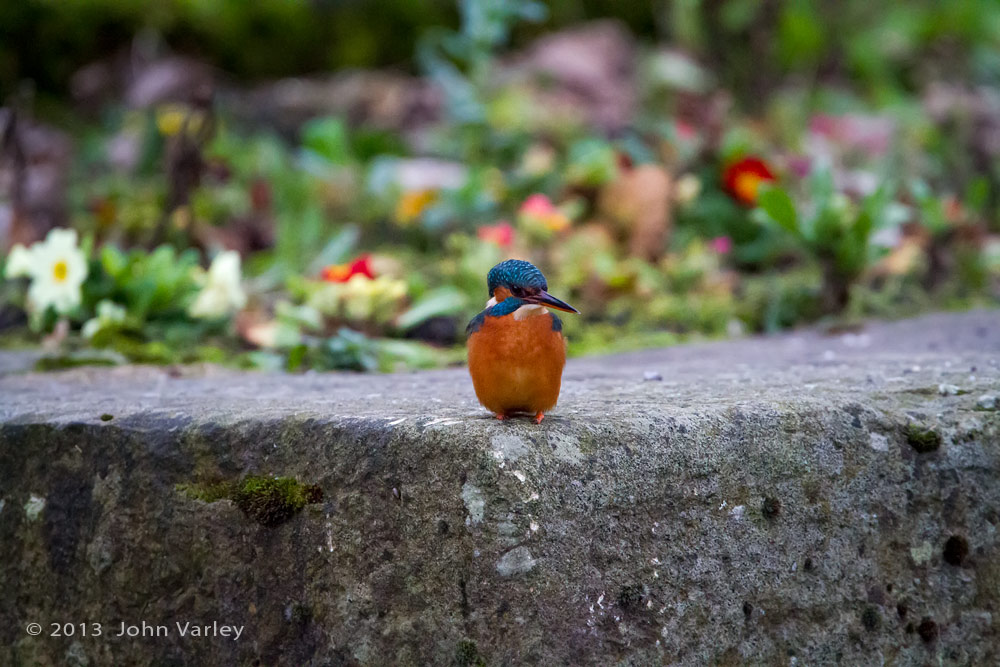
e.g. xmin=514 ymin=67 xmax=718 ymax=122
xmin=905 ymin=424 xmax=942 ymax=453
xmin=231 ymin=476 xmax=323 ymax=527
xmin=176 ymin=476 xmax=323 ymax=526
xmin=33 ymin=355 xmax=118 ymax=371
xmin=175 ymin=481 xmax=234 ymax=503
xmin=861 ymin=606 xmax=880 ymax=631
xmin=762 ymin=496 xmax=781 ymax=519
xmin=617 ymin=584 xmax=644 ymax=609
xmin=454 ymin=639 xmax=486 ymax=667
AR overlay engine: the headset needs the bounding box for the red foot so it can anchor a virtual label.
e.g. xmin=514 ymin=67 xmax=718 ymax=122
xmin=534 ymin=412 xmax=545 ymax=424
xmin=495 ymin=413 xmax=507 ymax=421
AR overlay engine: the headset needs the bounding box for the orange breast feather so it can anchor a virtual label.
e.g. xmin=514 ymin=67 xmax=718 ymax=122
xmin=467 ymin=311 xmax=566 ymax=416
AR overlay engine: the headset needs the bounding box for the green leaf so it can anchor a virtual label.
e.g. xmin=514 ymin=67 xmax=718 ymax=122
xmin=396 ymin=287 xmax=468 ymax=330
xmin=306 ymin=225 xmax=360 ymax=276
xmin=100 ymin=245 xmax=127 ymax=279
xmin=565 ymin=138 xmax=618 ymax=187
xmin=756 ymin=187 xmax=799 ymax=235
xmin=300 ymin=117 xmax=352 ymax=165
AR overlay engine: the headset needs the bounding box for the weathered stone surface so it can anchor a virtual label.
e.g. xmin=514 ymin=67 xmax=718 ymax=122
xmin=1 ymin=310 xmax=999 ymax=665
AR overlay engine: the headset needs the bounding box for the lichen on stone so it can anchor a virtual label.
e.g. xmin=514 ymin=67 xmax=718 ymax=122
xmin=496 ymin=546 xmax=537 ymax=576
xmin=24 ymin=494 xmax=46 ymax=521
xmin=461 ymin=482 xmax=485 ymax=526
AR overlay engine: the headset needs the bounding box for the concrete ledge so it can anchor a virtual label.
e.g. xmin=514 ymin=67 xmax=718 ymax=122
xmin=1 ymin=311 xmax=999 ymax=665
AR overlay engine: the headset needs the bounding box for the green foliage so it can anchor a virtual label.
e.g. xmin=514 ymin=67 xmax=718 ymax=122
xmin=7 ymin=0 xmax=1000 ymax=112
xmin=4 ymin=0 xmax=999 ymax=374
xmin=755 ymin=173 xmax=904 ymax=312
xmin=417 ymin=0 xmax=547 ymax=159
xmin=301 ymin=117 xmax=353 ymax=166
xmin=93 ymin=245 xmax=199 ymax=321
xmin=397 ymin=287 xmax=468 ymax=331
xmin=305 ymin=328 xmax=380 ymax=372
xmin=277 ymin=328 xmax=447 ymax=373
xmin=565 ymin=138 xmax=619 ymax=188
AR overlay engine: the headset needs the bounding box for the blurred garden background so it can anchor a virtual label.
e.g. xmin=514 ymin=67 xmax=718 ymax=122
xmin=1 ymin=0 xmax=998 ymax=372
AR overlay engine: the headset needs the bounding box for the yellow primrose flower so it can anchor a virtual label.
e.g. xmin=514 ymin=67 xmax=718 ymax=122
xmin=341 ymin=274 xmax=407 ymax=321
xmin=674 ymin=174 xmax=702 ymax=206
xmin=5 ymin=228 xmax=88 ymax=315
xmin=394 ymin=189 xmax=438 ymax=225
xmin=520 ymin=144 xmax=557 ymax=177
xmin=156 ymin=104 xmax=208 ymax=138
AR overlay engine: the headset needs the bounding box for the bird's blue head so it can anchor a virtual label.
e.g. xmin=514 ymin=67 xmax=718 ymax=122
xmin=485 ymin=259 xmax=578 ymax=313
xmin=488 ymin=259 xmax=547 ymax=297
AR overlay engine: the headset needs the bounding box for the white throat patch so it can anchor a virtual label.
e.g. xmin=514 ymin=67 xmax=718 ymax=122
xmin=485 ymin=296 xmax=547 ymax=320
xmin=513 ymin=304 xmax=547 ymax=320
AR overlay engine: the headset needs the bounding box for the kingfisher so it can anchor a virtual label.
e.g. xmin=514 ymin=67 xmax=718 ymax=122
xmin=466 ymin=259 xmax=579 ymax=423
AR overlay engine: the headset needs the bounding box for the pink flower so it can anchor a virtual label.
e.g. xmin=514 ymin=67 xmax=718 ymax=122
xmin=709 ymin=236 xmax=733 ymax=254
xmin=786 ymin=155 xmax=813 ymax=180
xmin=809 ymin=114 xmax=894 ymax=157
xmin=675 ymin=120 xmax=697 ymax=141
xmin=519 ymin=193 xmax=557 ymax=218
xmin=478 ymin=222 xmax=515 ymax=248
xmin=517 ymin=194 xmax=570 ymax=234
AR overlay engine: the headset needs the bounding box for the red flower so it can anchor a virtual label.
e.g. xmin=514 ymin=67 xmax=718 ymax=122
xmin=722 ymin=157 xmax=776 ymax=206
xmin=478 ymin=222 xmax=515 ymax=248
xmin=321 ymin=254 xmax=375 ymax=283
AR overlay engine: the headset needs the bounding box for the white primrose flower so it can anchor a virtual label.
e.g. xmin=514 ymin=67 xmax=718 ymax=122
xmin=82 ymin=300 xmax=127 ymax=339
xmin=4 ymin=243 xmax=34 ymax=278
xmin=188 ymin=250 xmax=247 ymax=319
xmin=5 ymin=228 xmax=88 ymax=315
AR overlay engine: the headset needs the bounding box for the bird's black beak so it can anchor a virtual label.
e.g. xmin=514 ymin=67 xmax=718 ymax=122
xmin=528 ymin=291 xmax=579 ymax=314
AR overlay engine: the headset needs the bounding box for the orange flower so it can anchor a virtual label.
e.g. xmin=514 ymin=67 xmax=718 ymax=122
xmin=517 ymin=194 xmax=570 ymax=233
xmin=321 ymin=254 xmax=375 ymax=283
xmin=478 ymin=222 xmax=515 ymax=248
xmin=722 ymin=157 xmax=776 ymax=206
xmin=394 ymin=189 xmax=438 ymax=225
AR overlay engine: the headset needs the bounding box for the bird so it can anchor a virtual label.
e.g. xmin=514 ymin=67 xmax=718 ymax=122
xmin=466 ymin=259 xmax=579 ymax=423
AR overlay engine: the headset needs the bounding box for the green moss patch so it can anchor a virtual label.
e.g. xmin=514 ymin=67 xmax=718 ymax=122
xmin=175 ymin=480 xmax=234 ymax=503
xmin=232 ymin=476 xmax=323 ymax=526
xmin=176 ymin=476 xmax=323 ymax=526
xmin=905 ymin=424 xmax=942 ymax=453
xmin=454 ymin=639 xmax=486 ymax=667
